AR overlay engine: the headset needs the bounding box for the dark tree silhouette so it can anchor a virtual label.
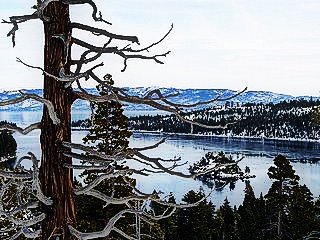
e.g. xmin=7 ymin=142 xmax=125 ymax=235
xmin=265 ymin=155 xmax=300 ymax=240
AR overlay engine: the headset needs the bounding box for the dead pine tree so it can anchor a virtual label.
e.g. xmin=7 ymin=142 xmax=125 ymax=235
xmin=0 ymin=1 xmax=247 ymax=239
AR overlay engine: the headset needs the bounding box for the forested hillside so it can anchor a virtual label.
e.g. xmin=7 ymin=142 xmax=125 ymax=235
xmin=129 ymin=99 xmax=320 ymax=140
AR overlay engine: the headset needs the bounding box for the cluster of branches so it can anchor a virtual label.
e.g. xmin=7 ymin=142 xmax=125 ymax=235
xmin=0 ymin=1 xmax=248 ymax=239
xmin=0 ymin=152 xmax=52 ymax=239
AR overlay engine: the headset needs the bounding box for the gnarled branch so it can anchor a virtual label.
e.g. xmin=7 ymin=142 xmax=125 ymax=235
xmin=0 ymin=122 xmax=41 ymax=135
xmin=2 ymin=13 xmax=38 ymax=47
xmin=62 ymin=0 xmax=111 ymax=24
xmin=70 ymin=22 xmax=138 ymax=43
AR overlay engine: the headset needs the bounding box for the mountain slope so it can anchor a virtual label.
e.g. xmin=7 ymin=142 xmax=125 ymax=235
xmin=0 ymin=88 xmax=318 ymax=111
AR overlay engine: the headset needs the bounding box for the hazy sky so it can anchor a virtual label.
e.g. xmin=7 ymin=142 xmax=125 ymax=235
xmin=1 ymin=0 xmax=320 ymax=96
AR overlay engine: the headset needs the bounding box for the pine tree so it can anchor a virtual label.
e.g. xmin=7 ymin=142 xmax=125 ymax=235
xmin=83 ymin=74 xmax=131 ymax=156
xmin=150 ymin=192 xmax=177 ymax=240
xmin=0 ymin=127 xmax=18 ymax=238
xmin=176 ymin=189 xmax=215 ymax=240
xmin=76 ymin=75 xmax=135 ymax=238
xmin=287 ymin=184 xmax=317 ymax=239
xmin=0 ymin=124 xmax=17 ymax=161
xmin=238 ymin=181 xmax=264 ymax=240
xmin=216 ymin=198 xmax=239 ymax=240
xmin=189 ymin=151 xmax=250 ymax=190
xmin=265 ymin=155 xmax=299 ymax=240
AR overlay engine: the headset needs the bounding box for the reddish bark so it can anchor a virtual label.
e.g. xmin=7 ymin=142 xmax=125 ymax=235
xmin=39 ymin=2 xmax=76 ymax=239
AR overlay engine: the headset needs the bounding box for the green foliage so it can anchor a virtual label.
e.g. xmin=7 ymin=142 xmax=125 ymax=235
xmin=150 ymin=193 xmax=178 ymax=240
xmin=129 ymin=99 xmax=320 ymax=139
xmin=264 ymin=155 xmax=318 ymax=240
xmin=237 ymin=181 xmax=266 ymax=240
xmin=189 ymin=151 xmax=252 ymax=190
xmin=267 ymin=155 xmax=300 ymax=183
xmin=83 ymin=75 xmax=132 ymax=155
xmin=176 ymin=189 xmax=215 ymax=240
xmin=287 ymin=185 xmax=317 ymax=239
xmin=0 ymin=122 xmax=17 ymax=159
xmin=312 ymin=106 xmax=320 ymax=124
xmin=215 ymin=198 xmax=239 ymax=240
xmin=0 ymin=124 xmax=29 ymax=239
xmin=147 ymin=173 xmax=320 ymax=240
xmin=76 ymin=76 xmax=136 ymax=239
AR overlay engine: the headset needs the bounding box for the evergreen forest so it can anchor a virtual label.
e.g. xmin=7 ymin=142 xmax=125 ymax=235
xmin=76 ymin=153 xmax=320 ymax=240
xmin=127 ymin=99 xmax=320 ymax=140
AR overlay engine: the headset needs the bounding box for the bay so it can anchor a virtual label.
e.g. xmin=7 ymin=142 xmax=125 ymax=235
xmin=2 ymin=111 xmax=320 ymax=206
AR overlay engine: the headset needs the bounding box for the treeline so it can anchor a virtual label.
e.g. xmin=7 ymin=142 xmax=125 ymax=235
xmin=152 ymin=155 xmax=320 ymax=240
xmin=128 ymin=99 xmax=320 ymax=140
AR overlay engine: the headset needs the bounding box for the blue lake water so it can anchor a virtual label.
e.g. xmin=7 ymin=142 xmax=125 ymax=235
xmin=2 ymin=111 xmax=320 ymax=207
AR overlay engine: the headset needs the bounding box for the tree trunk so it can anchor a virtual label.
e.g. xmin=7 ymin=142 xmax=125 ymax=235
xmin=277 ymin=181 xmax=283 ymax=240
xmin=39 ymin=2 xmax=76 ymax=239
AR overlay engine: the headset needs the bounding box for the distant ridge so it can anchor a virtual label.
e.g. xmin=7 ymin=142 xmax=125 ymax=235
xmin=0 ymin=87 xmax=318 ymax=112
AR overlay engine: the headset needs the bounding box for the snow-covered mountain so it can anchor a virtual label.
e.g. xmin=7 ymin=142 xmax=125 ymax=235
xmin=0 ymin=87 xmax=318 ymax=112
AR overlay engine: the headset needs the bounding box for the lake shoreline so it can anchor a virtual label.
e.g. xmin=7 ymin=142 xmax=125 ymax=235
xmin=72 ymin=128 xmax=320 ymax=145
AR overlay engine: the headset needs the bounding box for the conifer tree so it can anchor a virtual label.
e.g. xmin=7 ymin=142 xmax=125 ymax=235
xmin=189 ymin=152 xmax=251 ymax=190
xmin=83 ymin=74 xmax=131 ymax=156
xmin=237 ymin=181 xmax=263 ymax=240
xmin=287 ymin=184 xmax=317 ymax=239
xmin=265 ymin=155 xmax=299 ymax=240
xmin=150 ymin=192 xmax=178 ymax=240
xmin=77 ymin=74 xmax=135 ymax=238
xmin=176 ymin=189 xmax=215 ymax=240
xmin=1 ymin=1 xmax=248 ymax=238
xmin=0 ymin=124 xmax=17 ymax=160
xmin=216 ymin=198 xmax=238 ymax=240
xmin=0 ymin=126 xmax=18 ymax=237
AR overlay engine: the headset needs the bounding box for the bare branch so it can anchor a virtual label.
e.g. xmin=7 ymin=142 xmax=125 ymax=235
xmin=133 ymin=138 xmax=166 ymax=151
xmin=63 ymin=152 xmax=111 ymax=164
xmin=0 ymin=170 xmax=31 ymax=180
xmin=72 ymin=37 xmax=170 ymax=72
xmin=73 ymin=90 xmax=117 ymax=103
xmin=21 ymin=227 xmax=41 ymax=239
xmin=13 ymin=153 xmax=53 ymax=206
xmin=64 ymin=164 xmax=108 ymax=171
xmin=117 ymin=51 xmax=171 ymax=72
xmin=68 ymin=187 xmax=215 ymax=240
xmin=112 ymin=227 xmax=137 ymax=240
xmin=61 ymin=141 xmax=125 ymax=161
xmin=2 ymin=13 xmax=39 ymax=47
xmin=74 ymin=170 xmax=133 ymax=195
xmin=62 ymin=0 xmax=112 ymax=24
xmin=0 ymin=122 xmax=41 ymax=135
xmin=16 ymin=57 xmax=103 ymax=89
xmin=73 ymin=37 xmax=117 ymax=52
xmin=5 ymin=201 xmax=39 ymax=216
xmin=27 ymin=152 xmax=54 ymax=206
xmin=72 ymin=42 xmax=111 ymax=74
xmin=74 ymin=90 xmax=228 ymax=129
xmin=116 ymin=92 xmax=229 ymax=129
xmin=123 ymin=24 xmax=173 ymax=53
xmin=70 ymin=22 xmax=139 ymax=43
xmin=0 ymin=91 xmax=60 ymax=125
xmin=59 ymin=62 xmax=104 ymax=88
xmin=21 ymin=91 xmax=59 ymax=125
xmin=68 ymin=209 xmax=139 ymax=240
xmin=141 ymin=87 xmax=248 ymax=109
